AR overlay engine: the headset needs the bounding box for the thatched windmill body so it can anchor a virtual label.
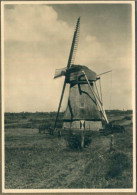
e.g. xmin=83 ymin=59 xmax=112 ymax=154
xmin=54 ymin=17 xmax=108 ymax=132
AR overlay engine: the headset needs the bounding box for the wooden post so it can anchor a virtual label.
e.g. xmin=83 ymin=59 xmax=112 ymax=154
xmin=58 ymin=129 xmax=62 ymax=138
xmin=80 ymin=120 xmax=85 ymax=149
xmin=110 ymin=135 xmax=114 ymax=151
xmin=81 ymin=130 xmax=84 ymax=149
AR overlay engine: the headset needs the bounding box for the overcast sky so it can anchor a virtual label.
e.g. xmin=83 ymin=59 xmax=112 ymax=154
xmin=4 ymin=2 xmax=134 ymax=112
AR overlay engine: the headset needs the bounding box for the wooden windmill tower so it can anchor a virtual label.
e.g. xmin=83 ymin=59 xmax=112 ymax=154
xmin=54 ymin=17 xmax=109 ymax=132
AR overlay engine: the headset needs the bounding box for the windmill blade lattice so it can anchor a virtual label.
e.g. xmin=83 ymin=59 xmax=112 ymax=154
xmin=67 ymin=17 xmax=80 ymax=69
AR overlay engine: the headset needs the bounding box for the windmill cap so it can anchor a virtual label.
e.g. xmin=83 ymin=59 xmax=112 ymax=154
xmin=66 ymin=64 xmax=97 ymax=82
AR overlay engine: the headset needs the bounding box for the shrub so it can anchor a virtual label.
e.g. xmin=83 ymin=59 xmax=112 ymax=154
xmin=67 ymin=133 xmax=91 ymax=150
xmin=106 ymin=151 xmax=130 ymax=179
xmin=124 ymin=116 xmax=132 ymax=120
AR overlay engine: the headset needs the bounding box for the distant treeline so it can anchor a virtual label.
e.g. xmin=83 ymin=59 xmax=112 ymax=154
xmin=4 ymin=112 xmax=64 ymax=118
xmin=106 ymin=110 xmax=133 ymax=114
xmin=4 ymin=112 xmax=64 ymax=129
xmin=4 ymin=110 xmax=132 ymax=129
xmin=5 ymin=110 xmax=132 ymax=116
xmin=106 ymin=110 xmax=132 ymax=114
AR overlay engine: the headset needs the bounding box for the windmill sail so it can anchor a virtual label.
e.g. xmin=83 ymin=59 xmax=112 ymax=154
xmin=54 ymin=17 xmax=81 ymax=129
xmin=54 ymin=67 xmax=67 ymax=79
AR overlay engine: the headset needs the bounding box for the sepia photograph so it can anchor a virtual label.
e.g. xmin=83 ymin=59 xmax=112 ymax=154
xmin=1 ymin=1 xmax=136 ymax=193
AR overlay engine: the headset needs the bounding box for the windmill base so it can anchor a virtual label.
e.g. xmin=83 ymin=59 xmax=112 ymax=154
xmin=63 ymin=120 xmax=102 ymax=131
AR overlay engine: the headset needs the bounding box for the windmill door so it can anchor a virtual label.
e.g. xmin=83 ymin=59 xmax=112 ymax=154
xmin=80 ymin=120 xmax=85 ymax=130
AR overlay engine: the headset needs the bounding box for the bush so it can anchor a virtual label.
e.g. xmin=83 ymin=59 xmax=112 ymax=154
xmin=124 ymin=116 xmax=132 ymax=120
xmin=67 ymin=134 xmax=81 ymax=149
xmin=106 ymin=151 xmax=130 ymax=179
xmin=67 ymin=133 xmax=92 ymax=150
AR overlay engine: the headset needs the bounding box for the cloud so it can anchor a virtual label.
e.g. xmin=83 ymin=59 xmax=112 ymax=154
xmin=4 ymin=5 xmax=76 ymax=112
xmin=5 ymin=5 xmax=58 ymax=41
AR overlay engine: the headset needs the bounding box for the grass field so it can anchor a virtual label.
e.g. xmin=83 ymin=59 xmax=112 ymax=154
xmin=4 ymin=110 xmax=133 ymax=189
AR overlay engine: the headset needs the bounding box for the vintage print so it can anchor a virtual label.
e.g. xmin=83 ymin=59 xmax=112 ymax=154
xmin=1 ymin=1 xmax=136 ymax=193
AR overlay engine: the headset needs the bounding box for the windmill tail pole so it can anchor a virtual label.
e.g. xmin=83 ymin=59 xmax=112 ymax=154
xmin=97 ymin=70 xmax=112 ymax=77
xmin=54 ymin=79 xmax=66 ymax=130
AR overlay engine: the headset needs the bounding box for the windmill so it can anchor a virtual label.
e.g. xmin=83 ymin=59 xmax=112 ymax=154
xmin=54 ymin=17 xmax=109 ymax=134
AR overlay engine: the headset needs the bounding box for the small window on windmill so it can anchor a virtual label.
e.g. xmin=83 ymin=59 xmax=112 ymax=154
xmin=80 ymin=102 xmax=85 ymax=108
